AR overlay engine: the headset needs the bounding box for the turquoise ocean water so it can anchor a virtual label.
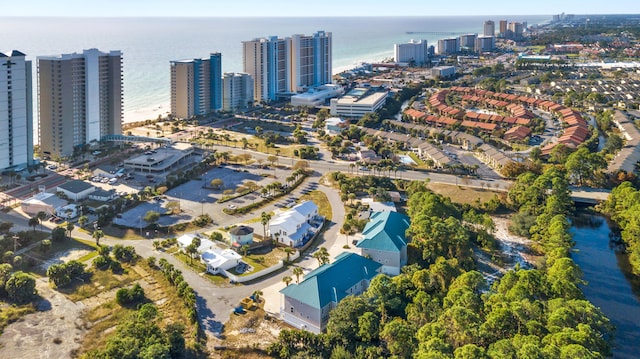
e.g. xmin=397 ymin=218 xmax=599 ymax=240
xmin=0 ymin=16 xmax=549 ymax=121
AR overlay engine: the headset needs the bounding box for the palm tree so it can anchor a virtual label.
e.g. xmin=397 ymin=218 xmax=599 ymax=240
xmin=283 ymin=247 xmax=295 ymax=262
xmin=28 ymin=217 xmax=39 ymax=232
xmin=261 ymin=212 xmax=272 ymax=242
xmin=92 ymin=229 xmax=104 ymax=246
xmin=241 ymin=244 xmax=250 ymax=257
xmin=186 ymin=243 xmax=198 ymax=264
xmin=36 ymin=211 xmax=47 ymax=232
xmin=292 ymin=267 xmax=304 ymax=284
xmin=283 ymin=276 xmax=293 ymax=287
xmin=66 ymin=222 xmax=75 ymax=239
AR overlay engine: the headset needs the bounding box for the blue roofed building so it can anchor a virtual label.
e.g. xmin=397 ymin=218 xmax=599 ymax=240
xmin=279 ymin=252 xmax=381 ymax=333
xmin=356 ymin=211 xmax=411 ymax=276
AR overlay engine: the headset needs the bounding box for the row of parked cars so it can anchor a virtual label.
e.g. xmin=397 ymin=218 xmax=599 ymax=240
xmin=90 ymin=176 xmax=118 ymax=185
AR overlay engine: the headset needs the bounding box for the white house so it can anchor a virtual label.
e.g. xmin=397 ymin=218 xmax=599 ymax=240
xmin=88 ymin=188 xmax=118 ymax=202
xmin=269 ymin=201 xmax=320 ymax=247
xmin=201 ymin=249 xmax=242 ymax=274
xmin=21 ymin=192 xmax=68 ymax=216
xmin=177 ymin=233 xmax=215 ymax=253
xmin=56 ymin=180 xmax=95 ymax=201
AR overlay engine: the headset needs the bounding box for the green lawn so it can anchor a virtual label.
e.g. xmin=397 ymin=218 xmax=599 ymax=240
xmin=59 ymin=265 xmax=141 ymax=302
xmin=300 ymin=190 xmax=332 ymax=220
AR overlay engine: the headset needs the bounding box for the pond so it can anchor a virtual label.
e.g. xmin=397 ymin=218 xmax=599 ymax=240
xmin=571 ymin=213 xmax=640 ymax=358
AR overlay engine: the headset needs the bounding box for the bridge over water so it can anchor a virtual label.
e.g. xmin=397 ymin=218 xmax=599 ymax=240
xmin=570 ymin=187 xmax=610 ymax=205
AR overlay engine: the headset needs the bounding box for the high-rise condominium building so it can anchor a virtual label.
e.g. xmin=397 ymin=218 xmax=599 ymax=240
xmin=483 ymin=20 xmax=495 ymax=37
xmin=508 ymin=22 xmax=524 ymax=40
xmin=499 ymin=20 xmax=508 ymax=37
xmin=38 ymin=49 xmax=122 ymax=158
xmin=459 ymin=34 xmax=477 ymax=50
xmin=437 ymin=38 xmax=460 ymax=55
xmin=170 ymin=53 xmax=222 ymax=119
xmin=0 ymin=50 xmax=33 ymax=171
xmin=222 ymin=72 xmax=254 ymax=112
xmin=394 ymin=39 xmax=428 ymax=65
xmin=475 ymin=36 xmax=495 ymax=52
xmin=243 ymin=31 xmax=332 ymax=102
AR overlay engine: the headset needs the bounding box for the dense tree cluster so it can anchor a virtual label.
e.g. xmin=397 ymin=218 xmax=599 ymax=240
xmin=598 ymin=181 xmax=640 ymax=274
xmin=267 ymin=169 xmax=612 ymax=358
xmin=82 ymin=303 xmax=186 ymax=359
xmin=47 ymin=260 xmax=86 ymax=288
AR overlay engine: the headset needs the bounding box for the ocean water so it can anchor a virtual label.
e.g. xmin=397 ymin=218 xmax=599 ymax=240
xmin=0 ymin=16 xmax=548 ymax=122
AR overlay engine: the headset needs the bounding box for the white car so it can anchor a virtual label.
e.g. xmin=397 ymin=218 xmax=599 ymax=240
xmin=227 ymin=204 xmax=237 ymax=210
xmin=108 ymin=178 xmax=118 ymax=185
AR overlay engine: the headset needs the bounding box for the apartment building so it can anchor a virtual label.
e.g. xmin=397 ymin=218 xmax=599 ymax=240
xmin=38 ymin=49 xmax=122 ymax=158
xmin=243 ymin=31 xmax=332 ymax=102
xmin=222 ymin=72 xmax=253 ymax=112
xmin=394 ymin=39 xmax=429 ymax=65
xmin=0 ymin=50 xmax=33 ymax=171
xmin=483 ymin=20 xmax=495 ymax=37
xmin=170 ymin=53 xmax=222 ymax=119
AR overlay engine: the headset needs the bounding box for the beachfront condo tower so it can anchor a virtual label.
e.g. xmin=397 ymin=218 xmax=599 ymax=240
xmin=38 ymin=49 xmax=122 ymax=158
xmin=0 ymin=50 xmax=34 ymax=172
xmin=222 ymin=72 xmax=254 ymax=112
xmin=170 ymin=53 xmax=222 ymax=119
xmin=483 ymin=20 xmax=495 ymax=37
xmin=394 ymin=39 xmax=428 ymax=65
xmin=243 ymin=30 xmax=332 ymax=102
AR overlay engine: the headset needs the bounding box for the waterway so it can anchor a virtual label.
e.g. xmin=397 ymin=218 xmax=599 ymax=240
xmin=571 ymin=213 xmax=640 ymax=358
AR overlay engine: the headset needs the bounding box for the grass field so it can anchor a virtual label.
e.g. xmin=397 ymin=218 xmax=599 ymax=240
xmin=300 ymin=190 xmax=332 ymax=220
xmin=427 ymin=182 xmax=500 ymax=206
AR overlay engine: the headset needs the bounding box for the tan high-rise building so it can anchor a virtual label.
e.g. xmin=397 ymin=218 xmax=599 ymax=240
xmin=170 ymin=53 xmax=222 ymax=119
xmin=499 ymin=20 xmax=508 ymax=37
xmin=38 ymin=49 xmax=122 ymax=158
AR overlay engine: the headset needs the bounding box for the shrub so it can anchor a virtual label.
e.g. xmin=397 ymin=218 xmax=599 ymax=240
xmin=93 ymin=255 xmax=111 ymax=270
xmin=110 ymin=260 xmax=123 ymax=274
xmin=113 ymin=245 xmax=137 ymax=263
xmin=116 ymin=283 xmax=145 ymax=306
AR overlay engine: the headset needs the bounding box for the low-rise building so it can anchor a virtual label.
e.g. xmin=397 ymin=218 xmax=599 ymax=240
xmin=279 ymin=252 xmax=381 ymax=333
xmin=201 ymin=249 xmax=242 ymax=274
xmin=431 ymin=66 xmax=456 ymax=79
xmin=356 ymin=211 xmax=410 ymax=276
xmin=93 ymin=165 xmax=124 ymax=179
xmin=290 ymin=84 xmax=344 ymax=107
xmin=21 ymin=192 xmax=67 ymax=216
xmin=57 ymin=180 xmax=95 ymax=201
xmin=324 ymin=117 xmax=348 ymax=135
xmin=88 ymin=189 xmax=118 ymax=202
xmin=503 ymin=125 xmax=532 ymax=142
xmin=329 ymin=88 xmax=388 ymax=119
xmin=177 ymin=233 xmax=215 ymax=253
xmin=124 ymin=143 xmax=195 ymax=175
xmin=269 ymin=201 xmax=321 ymax=248
xmin=229 ymin=225 xmax=254 ymax=247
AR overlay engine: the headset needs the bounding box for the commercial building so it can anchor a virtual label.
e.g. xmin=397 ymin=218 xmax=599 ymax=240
xmin=170 ymin=53 xmax=222 ymax=119
xmin=38 ymin=49 xmax=122 ymax=158
xmin=458 ymin=34 xmax=477 ymax=51
xmin=394 ymin=39 xmax=429 ymax=65
xmin=56 ymin=180 xmax=96 ymax=202
xmin=483 ymin=20 xmax=495 ymax=37
xmin=279 ymin=252 xmax=381 ymax=333
xmin=222 ymin=72 xmax=253 ymax=112
xmin=243 ymin=31 xmax=332 ymax=102
xmin=21 ymin=192 xmax=67 ymax=217
xmin=0 ymin=50 xmax=33 ymax=172
xmin=437 ymin=38 xmax=460 ymax=55
xmin=431 ymin=66 xmax=456 ymax=79
xmin=475 ymin=35 xmax=496 ymax=52
xmin=329 ymin=88 xmax=388 ymax=119
xmin=123 ymin=142 xmax=195 ymax=175
xmin=290 ymin=84 xmax=343 ymax=107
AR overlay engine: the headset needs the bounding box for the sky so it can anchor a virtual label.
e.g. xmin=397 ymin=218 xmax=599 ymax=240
xmin=3 ymin=0 xmax=639 ymax=17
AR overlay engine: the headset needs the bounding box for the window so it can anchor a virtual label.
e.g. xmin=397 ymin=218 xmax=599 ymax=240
xmin=290 ymin=307 xmax=294 ymax=313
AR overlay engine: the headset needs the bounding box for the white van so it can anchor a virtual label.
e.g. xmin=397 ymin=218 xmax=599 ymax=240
xmin=108 ymin=178 xmax=118 ymax=185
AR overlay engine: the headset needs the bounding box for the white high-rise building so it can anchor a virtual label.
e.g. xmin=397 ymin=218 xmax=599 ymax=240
xmin=0 ymin=50 xmax=33 ymax=171
xmin=243 ymin=31 xmax=332 ymax=102
xmin=38 ymin=49 xmax=122 ymax=158
xmin=222 ymin=72 xmax=254 ymax=112
xmin=459 ymin=34 xmax=478 ymax=51
xmin=394 ymin=39 xmax=428 ymax=65
xmin=475 ymin=36 xmax=496 ymax=52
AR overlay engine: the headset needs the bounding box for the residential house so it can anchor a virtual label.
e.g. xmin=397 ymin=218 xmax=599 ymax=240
xmin=356 ymin=211 xmax=410 ymax=276
xmin=229 ymin=225 xmax=254 ymax=247
xmin=177 ymin=233 xmax=215 ymax=253
xmin=201 ymin=249 xmax=242 ymax=275
xmin=269 ymin=201 xmax=321 ymax=247
xmin=279 ymin=252 xmax=381 ymax=333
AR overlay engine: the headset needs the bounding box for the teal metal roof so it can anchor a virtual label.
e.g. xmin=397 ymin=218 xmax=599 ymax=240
xmin=356 ymin=211 xmax=410 ymax=252
xmin=280 ymin=252 xmax=381 ymax=309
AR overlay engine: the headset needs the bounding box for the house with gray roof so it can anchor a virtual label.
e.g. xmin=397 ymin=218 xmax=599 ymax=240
xmin=56 ymin=180 xmax=95 ymax=201
xmin=356 ymin=211 xmax=410 ymax=276
xmin=279 ymin=252 xmax=381 ymax=333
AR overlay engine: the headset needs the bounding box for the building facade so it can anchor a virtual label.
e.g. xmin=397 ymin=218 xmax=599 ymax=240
xmin=329 ymin=88 xmax=388 ymax=119
xmin=499 ymin=20 xmax=508 ymax=37
xmin=222 ymin=72 xmax=253 ymax=112
xmin=458 ymin=34 xmax=478 ymax=51
xmin=475 ymin=35 xmax=496 ymax=52
xmin=170 ymin=53 xmax=222 ymax=119
xmin=38 ymin=49 xmax=122 ymax=158
xmin=437 ymin=38 xmax=460 ymax=55
xmin=483 ymin=20 xmax=495 ymax=37
xmin=0 ymin=50 xmax=33 ymax=172
xmin=243 ymin=31 xmax=332 ymax=102
xmin=394 ymin=39 xmax=429 ymax=65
